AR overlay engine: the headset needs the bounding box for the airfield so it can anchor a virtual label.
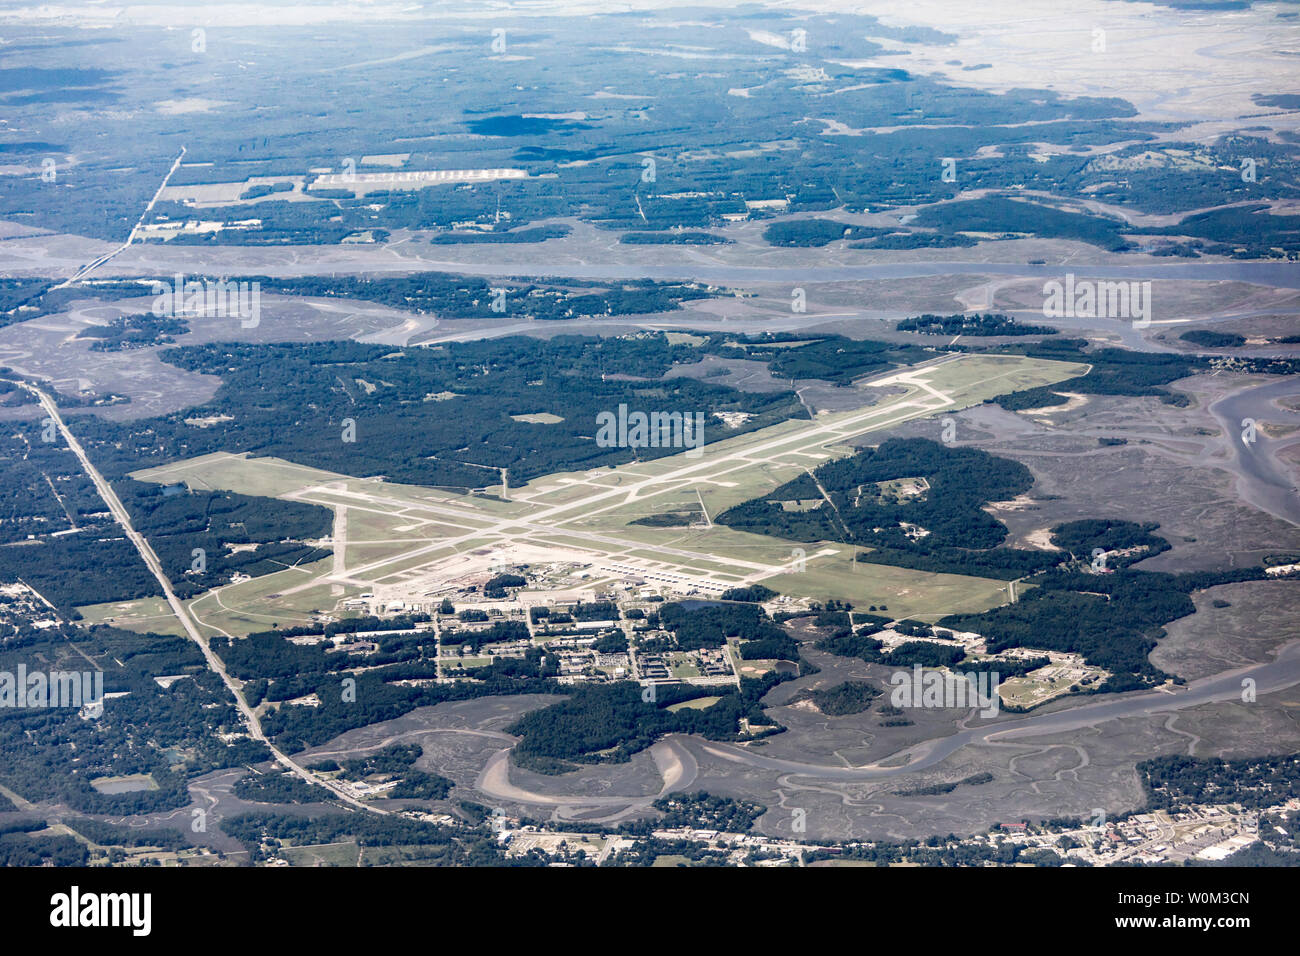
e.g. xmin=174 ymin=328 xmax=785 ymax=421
xmin=81 ymin=351 xmax=1089 ymax=637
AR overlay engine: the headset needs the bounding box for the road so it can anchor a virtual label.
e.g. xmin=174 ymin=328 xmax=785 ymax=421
xmin=13 ymin=379 xmax=384 ymax=815
xmin=51 ymin=146 xmax=187 ymax=290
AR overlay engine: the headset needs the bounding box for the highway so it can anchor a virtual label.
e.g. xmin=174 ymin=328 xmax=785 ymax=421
xmin=13 ymin=380 xmax=385 ymax=816
xmin=51 ymin=146 xmax=187 ymax=290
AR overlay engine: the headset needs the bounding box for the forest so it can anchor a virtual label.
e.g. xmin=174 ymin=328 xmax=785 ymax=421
xmin=428 ymin=225 xmax=570 ymax=244
xmin=911 ymin=197 xmax=1133 ymax=251
xmin=1178 ymin=329 xmax=1246 ymax=348
xmin=505 ymin=672 xmax=793 ymax=773
xmin=1050 ymin=519 xmax=1171 ymax=568
xmin=4 ymin=4 xmax=1295 ymax=259
xmin=220 ymin=811 xmax=510 ymax=865
xmin=895 ymin=771 xmax=995 ymax=797
xmin=787 ymin=680 xmax=880 ymax=716
xmin=0 ymin=615 xmax=272 ymax=818
xmin=981 ymin=337 xmax=1202 ymax=409
xmin=620 ymin=231 xmax=731 ymax=245
xmin=647 ymin=792 xmax=765 ymax=832
xmin=897 ymin=313 xmax=1058 ymax=336
xmin=813 ymin=630 xmax=967 ymax=669
xmin=248 ymin=272 xmax=715 ymax=322
xmin=1139 ymin=754 xmax=1300 ymax=812
xmin=0 ymin=428 xmax=336 ymax=609
xmin=658 ymin=600 xmax=791 ymax=652
xmin=65 ymin=334 xmax=809 ymax=494
xmin=762 ymin=219 xmax=893 ymax=246
xmin=0 ymin=825 xmax=88 ymax=867
xmin=232 ymin=771 xmax=327 ymax=805
xmin=245 ymin=635 xmax=573 ymax=751
xmin=717 ymin=437 xmax=1066 ymax=580
xmin=75 ymin=312 xmax=189 ymax=351
xmin=938 ymin=567 xmax=1268 ymax=690
xmin=122 ymin=478 xmax=334 ymax=600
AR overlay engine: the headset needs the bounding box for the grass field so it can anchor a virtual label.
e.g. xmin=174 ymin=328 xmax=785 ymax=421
xmin=278 ymin=841 xmax=363 ymax=866
xmin=77 ymin=596 xmax=189 ymax=637
xmin=667 ymin=696 xmax=723 ymax=711
xmin=90 ymin=773 xmax=158 ymax=794
xmin=766 ymin=559 xmax=1012 ymax=623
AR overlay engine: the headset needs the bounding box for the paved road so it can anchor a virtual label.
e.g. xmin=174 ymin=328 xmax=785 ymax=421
xmin=52 ymin=146 xmax=187 ymax=290
xmin=12 ymin=379 xmax=382 ymax=815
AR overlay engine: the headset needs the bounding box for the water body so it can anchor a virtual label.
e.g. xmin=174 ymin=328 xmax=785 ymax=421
xmin=419 ymin=257 xmax=1300 ymax=354
xmin=685 ymin=639 xmax=1300 ymax=783
xmin=430 ymin=259 xmax=1300 ymax=290
xmin=1004 ymin=308 xmax=1173 ymax=352
xmin=1209 ymin=375 xmax=1300 ymax=526
xmin=475 ymin=641 xmax=1300 ymax=812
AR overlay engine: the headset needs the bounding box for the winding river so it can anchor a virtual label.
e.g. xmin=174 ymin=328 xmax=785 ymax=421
xmin=475 ymin=640 xmax=1300 ymax=809
xmin=1209 ymin=375 xmax=1300 ymax=527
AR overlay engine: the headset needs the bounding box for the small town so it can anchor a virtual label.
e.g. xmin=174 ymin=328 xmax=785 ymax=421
xmin=429 ymin=797 xmax=1300 ymax=868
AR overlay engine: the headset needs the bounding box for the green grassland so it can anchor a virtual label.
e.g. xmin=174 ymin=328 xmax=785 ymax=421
xmin=131 ymin=453 xmax=344 ymax=499
xmin=77 ymin=596 xmax=189 ymax=637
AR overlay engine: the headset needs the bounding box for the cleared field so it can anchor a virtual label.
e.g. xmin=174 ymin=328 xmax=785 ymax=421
xmin=185 ymin=557 xmax=348 ymax=637
xmin=665 ymin=332 xmax=708 ymax=345
xmin=278 ymin=842 xmax=363 ymax=866
xmin=764 ymin=559 xmax=1012 ymax=623
xmin=91 ymin=773 xmax=158 ymax=794
xmin=309 ymin=167 xmax=528 ymax=195
xmin=77 ymin=595 xmax=189 ymax=637
xmin=667 ymin=696 xmax=723 ymax=711
xmin=155 ymin=175 xmax=313 ymax=208
xmin=131 ymin=453 xmax=346 ymax=498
